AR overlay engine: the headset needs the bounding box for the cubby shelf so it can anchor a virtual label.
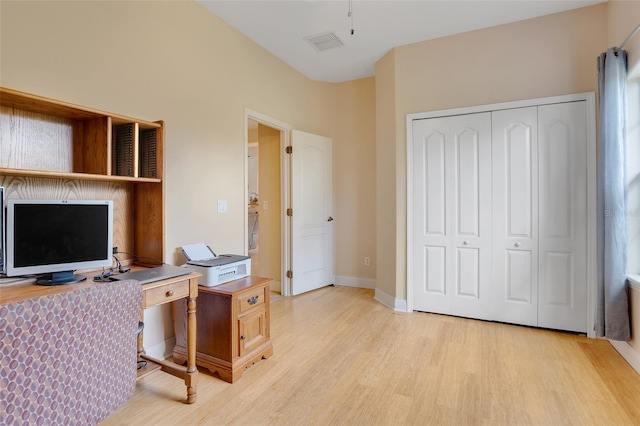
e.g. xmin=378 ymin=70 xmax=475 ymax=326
xmin=0 ymin=167 xmax=162 ymax=183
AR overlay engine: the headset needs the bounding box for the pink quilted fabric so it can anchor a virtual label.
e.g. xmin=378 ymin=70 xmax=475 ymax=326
xmin=0 ymin=280 xmax=142 ymax=425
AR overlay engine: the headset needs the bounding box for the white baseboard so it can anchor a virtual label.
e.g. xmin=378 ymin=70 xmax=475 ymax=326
xmin=609 ymin=340 xmax=640 ymax=375
xmin=374 ymin=287 xmax=408 ymax=312
xmin=334 ymin=275 xmax=376 ymax=289
xmin=145 ymin=337 xmax=176 ymax=360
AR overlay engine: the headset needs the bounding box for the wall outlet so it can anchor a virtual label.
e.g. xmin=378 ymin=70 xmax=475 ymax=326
xmin=364 ymin=256 xmax=370 ymax=266
xmin=217 ymin=200 xmax=228 ymax=213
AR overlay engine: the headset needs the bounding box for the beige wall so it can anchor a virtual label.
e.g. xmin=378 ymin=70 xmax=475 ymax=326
xmin=334 ymin=77 xmax=377 ymax=280
xmin=375 ymin=4 xmax=609 ymax=301
xmin=0 ymin=0 xmax=376 ymax=352
xmin=375 ymin=50 xmax=398 ymax=296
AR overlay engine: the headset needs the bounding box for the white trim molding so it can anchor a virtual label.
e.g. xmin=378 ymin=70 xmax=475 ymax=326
xmin=243 ymin=108 xmax=292 ymax=296
xmin=146 ymin=337 xmax=175 ymax=361
xmin=609 ymin=275 xmax=640 ymax=375
xmin=335 ymin=275 xmax=376 ymax=289
xmin=374 ymin=287 xmax=408 ymax=312
xmin=628 ymin=274 xmax=640 ymax=291
xmin=609 ymin=340 xmax=640 ymax=375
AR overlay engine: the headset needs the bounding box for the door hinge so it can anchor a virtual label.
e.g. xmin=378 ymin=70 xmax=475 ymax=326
xmin=286 ymin=270 xmax=293 ymax=279
xmin=286 ymin=208 xmax=293 ymax=216
xmin=286 ymin=146 xmax=293 ymax=154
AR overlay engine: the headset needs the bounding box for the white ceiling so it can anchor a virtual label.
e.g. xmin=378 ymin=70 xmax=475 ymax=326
xmin=197 ymin=0 xmax=606 ymax=82
xmin=198 ymin=0 xmax=604 ymax=83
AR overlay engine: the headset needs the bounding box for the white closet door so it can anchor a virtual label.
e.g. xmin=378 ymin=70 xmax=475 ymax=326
xmin=492 ymin=107 xmax=539 ymax=327
xmin=412 ymin=116 xmax=451 ymax=314
xmin=537 ymin=102 xmax=587 ymax=332
xmin=449 ymin=114 xmax=493 ymax=320
xmin=412 ymin=113 xmax=492 ymax=319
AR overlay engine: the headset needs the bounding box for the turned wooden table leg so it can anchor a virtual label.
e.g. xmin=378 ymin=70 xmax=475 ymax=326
xmin=137 ymin=311 xmax=145 ymax=359
xmin=186 ymin=296 xmax=198 ymax=403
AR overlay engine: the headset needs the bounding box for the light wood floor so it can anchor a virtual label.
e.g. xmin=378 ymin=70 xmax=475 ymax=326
xmin=103 ymin=286 xmax=640 ymax=425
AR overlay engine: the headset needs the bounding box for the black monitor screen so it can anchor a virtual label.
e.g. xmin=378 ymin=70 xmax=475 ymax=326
xmin=13 ymin=203 xmax=110 ymax=267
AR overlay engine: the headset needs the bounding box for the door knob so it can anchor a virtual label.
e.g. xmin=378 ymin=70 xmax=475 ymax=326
xmin=514 ymin=242 xmax=521 ymax=248
xmin=463 ymin=241 xmax=469 ymax=246
xmin=327 ymin=216 xmax=334 ymax=222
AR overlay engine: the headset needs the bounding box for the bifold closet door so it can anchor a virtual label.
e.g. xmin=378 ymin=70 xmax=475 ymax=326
xmin=492 ymin=107 xmax=539 ymax=327
xmin=491 ymin=102 xmax=588 ymax=332
xmin=537 ymin=102 xmax=587 ymax=332
xmin=412 ymin=113 xmax=492 ymax=320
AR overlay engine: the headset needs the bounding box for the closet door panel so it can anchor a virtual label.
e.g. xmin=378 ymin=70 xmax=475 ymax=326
xmin=492 ymin=107 xmax=538 ymax=327
xmin=412 ymin=117 xmax=452 ymax=314
xmin=412 ymin=113 xmax=491 ymax=319
xmin=537 ymin=102 xmax=587 ymax=332
xmin=506 ymin=250 xmax=535 ymax=303
xmin=457 ymin=247 xmax=480 ymax=297
xmin=450 ymin=113 xmax=492 ymax=320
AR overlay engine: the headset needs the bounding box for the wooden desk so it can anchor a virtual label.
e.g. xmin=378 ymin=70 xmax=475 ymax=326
xmin=0 ymin=270 xmax=201 ymax=404
xmin=138 ymin=272 xmax=201 ymax=404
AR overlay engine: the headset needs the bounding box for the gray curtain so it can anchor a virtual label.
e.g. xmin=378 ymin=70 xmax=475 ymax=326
xmin=596 ymin=47 xmax=630 ymax=341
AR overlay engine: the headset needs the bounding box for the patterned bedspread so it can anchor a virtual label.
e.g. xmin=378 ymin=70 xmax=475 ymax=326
xmin=0 ymin=280 xmax=142 ymax=425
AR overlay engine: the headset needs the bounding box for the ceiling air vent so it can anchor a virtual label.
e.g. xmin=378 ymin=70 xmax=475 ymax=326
xmin=304 ymin=32 xmax=344 ymax=52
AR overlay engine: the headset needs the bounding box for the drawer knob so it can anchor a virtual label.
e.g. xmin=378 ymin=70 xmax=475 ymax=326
xmin=240 ymin=334 xmax=246 ymax=340
xmin=248 ymin=296 xmax=259 ymax=305
xmin=166 ymin=290 xmax=174 ymax=297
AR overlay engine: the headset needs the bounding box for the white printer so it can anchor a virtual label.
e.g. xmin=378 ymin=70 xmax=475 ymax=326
xmin=181 ymin=243 xmax=251 ymax=287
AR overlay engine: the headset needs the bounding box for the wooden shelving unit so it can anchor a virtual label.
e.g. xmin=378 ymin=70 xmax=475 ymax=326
xmin=0 ymin=87 xmax=165 ymax=265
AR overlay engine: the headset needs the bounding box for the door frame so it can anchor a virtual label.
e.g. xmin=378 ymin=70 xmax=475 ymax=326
xmin=244 ymin=108 xmax=293 ymax=296
xmin=406 ymin=92 xmax=597 ymax=337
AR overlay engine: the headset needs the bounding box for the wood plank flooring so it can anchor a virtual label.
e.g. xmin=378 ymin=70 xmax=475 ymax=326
xmin=102 ymin=285 xmax=640 ymax=425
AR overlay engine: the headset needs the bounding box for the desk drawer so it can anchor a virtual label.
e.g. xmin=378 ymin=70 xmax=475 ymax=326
xmin=145 ymin=281 xmax=189 ymax=306
xmin=237 ymin=287 xmax=266 ymax=315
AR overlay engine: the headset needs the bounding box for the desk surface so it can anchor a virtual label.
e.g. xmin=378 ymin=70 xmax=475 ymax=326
xmin=0 ymin=270 xmax=201 ymax=305
xmin=0 ymin=275 xmax=104 ymax=304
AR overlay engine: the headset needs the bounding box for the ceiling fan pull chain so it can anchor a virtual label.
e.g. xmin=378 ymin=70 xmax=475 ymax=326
xmin=348 ymin=0 xmax=354 ymax=35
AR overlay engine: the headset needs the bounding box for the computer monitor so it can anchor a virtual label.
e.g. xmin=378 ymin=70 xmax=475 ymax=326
xmin=6 ymin=199 xmax=113 ymax=285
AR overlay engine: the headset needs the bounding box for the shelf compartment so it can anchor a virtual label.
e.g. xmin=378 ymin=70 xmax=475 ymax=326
xmin=139 ymin=128 xmax=158 ymax=178
xmin=113 ymin=123 xmax=137 ymax=177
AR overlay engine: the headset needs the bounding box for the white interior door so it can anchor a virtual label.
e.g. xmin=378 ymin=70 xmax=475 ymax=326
xmin=291 ymin=130 xmax=334 ymax=295
xmin=537 ymin=101 xmax=587 ymax=332
xmin=492 ymin=107 xmax=539 ymax=327
xmin=412 ymin=113 xmax=492 ymax=319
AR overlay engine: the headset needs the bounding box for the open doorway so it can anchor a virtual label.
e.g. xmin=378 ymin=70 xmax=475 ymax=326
xmin=245 ymin=111 xmax=290 ymax=297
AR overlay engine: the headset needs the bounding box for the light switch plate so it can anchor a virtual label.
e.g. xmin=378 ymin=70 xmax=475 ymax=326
xmin=217 ymin=200 xmax=228 ymax=213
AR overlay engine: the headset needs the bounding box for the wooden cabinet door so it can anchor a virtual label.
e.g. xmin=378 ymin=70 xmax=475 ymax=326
xmin=238 ymin=308 xmax=267 ymax=357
